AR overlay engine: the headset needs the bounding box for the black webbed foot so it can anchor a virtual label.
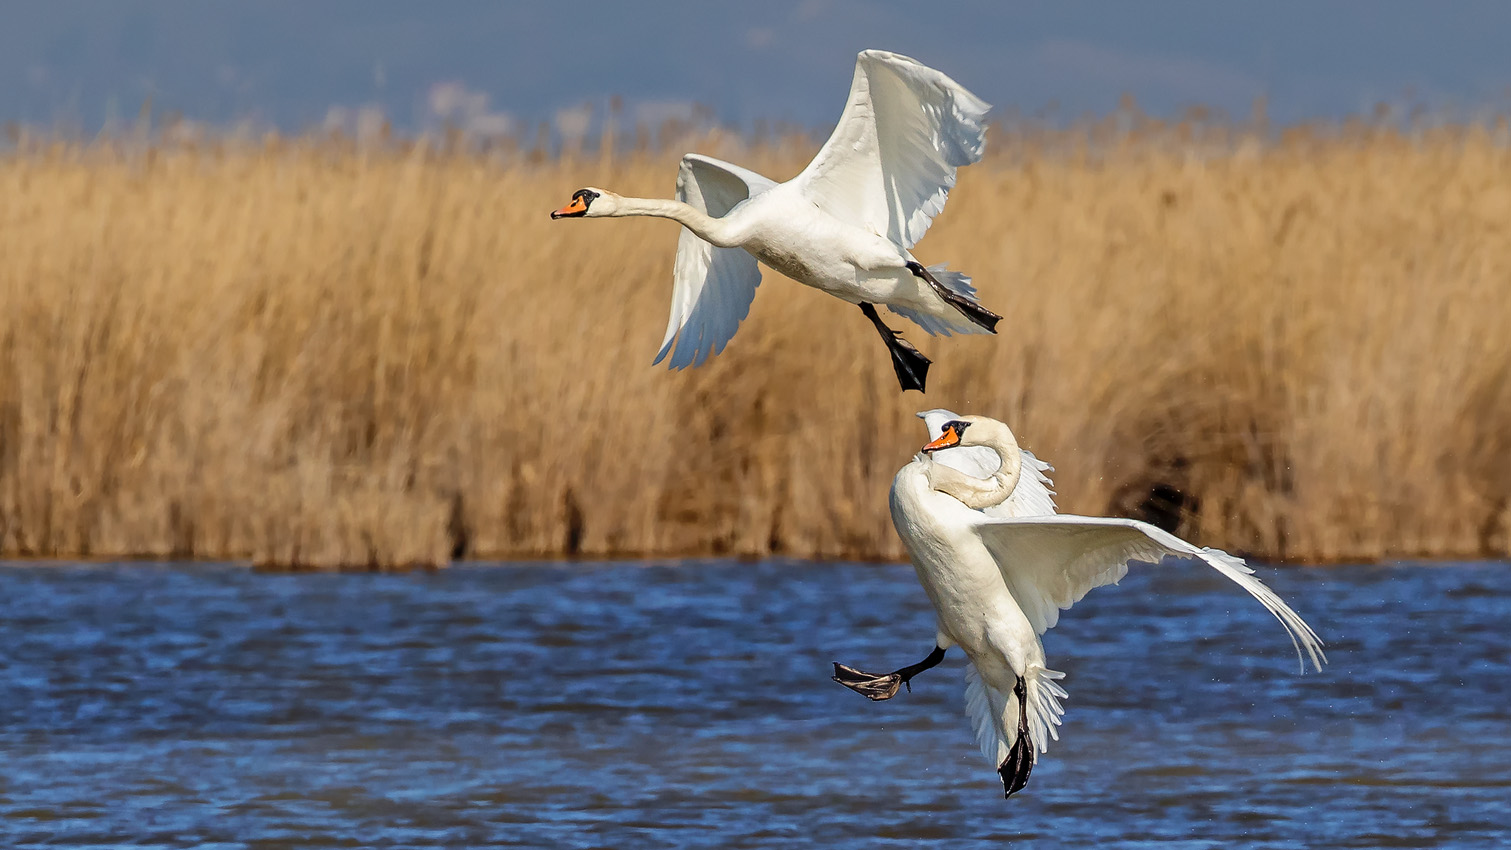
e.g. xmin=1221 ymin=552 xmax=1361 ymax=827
xmin=999 ymin=676 xmax=1035 ymax=798
xmin=832 ymin=646 xmax=946 ymax=701
xmin=859 ymin=302 xmax=931 ymax=392
xmin=832 ymin=663 xmax=905 ymax=701
xmin=882 ymin=334 xmax=931 ymax=392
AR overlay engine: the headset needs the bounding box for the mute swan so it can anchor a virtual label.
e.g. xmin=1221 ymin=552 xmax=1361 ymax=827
xmin=549 ymin=50 xmax=1001 ymax=393
xmin=833 ymin=411 xmax=1326 ymax=798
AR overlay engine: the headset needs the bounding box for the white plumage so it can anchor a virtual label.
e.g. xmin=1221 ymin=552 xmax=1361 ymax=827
xmin=551 ymin=51 xmax=1001 ymax=391
xmin=657 ymin=155 xmax=777 ymax=368
xmin=839 ymin=410 xmax=1326 ymax=798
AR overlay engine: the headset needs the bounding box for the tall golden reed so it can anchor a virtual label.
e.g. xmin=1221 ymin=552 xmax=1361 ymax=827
xmin=0 ymin=119 xmax=1507 ymax=567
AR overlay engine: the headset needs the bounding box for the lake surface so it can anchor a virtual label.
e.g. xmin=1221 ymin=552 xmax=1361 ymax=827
xmin=0 ymin=560 xmax=1507 ymax=849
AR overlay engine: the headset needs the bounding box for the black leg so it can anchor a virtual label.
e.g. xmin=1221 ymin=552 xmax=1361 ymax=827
xmin=859 ymin=303 xmax=930 ymax=392
xmin=832 ymin=645 xmax=947 ymax=701
xmin=905 ymin=261 xmax=1002 ymax=333
xmin=999 ymin=676 xmax=1034 ymax=798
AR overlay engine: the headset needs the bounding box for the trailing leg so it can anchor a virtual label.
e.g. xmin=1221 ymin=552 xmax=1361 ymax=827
xmin=906 ymin=261 xmax=1001 ymax=333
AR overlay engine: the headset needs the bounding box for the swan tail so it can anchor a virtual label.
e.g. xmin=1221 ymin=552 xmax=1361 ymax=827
xmin=964 ymin=662 xmax=1012 ymax=765
xmin=926 ymin=264 xmax=979 ymax=299
xmin=964 ymin=663 xmax=1056 ymax=797
xmin=1025 ymin=665 xmax=1067 ymax=758
xmin=965 ymin=663 xmax=1066 ymax=766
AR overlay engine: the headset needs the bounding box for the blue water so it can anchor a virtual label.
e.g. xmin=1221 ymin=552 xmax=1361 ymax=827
xmin=0 ymin=560 xmax=1507 ymax=849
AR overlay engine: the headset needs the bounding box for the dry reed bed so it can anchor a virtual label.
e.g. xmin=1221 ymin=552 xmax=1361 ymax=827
xmin=0 ymin=123 xmax=1508 ymax=568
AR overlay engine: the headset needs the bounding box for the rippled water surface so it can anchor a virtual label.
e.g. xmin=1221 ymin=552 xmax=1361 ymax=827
xmin=1 ymin=560 xmax=1508 ymax=848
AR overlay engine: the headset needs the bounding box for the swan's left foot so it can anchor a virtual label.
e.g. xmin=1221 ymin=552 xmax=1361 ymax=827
xmin=832 ymin=646 xmax=946 ymax=701
xmin=1000 ymin=676 xmax=1034 ymax=798
xmin=906 ymin=261 xmax=1002 ymax=333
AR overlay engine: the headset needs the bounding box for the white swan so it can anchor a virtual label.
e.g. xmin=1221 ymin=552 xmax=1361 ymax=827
xmin=833 ymin=411 xmax=1326 ymax=798
xmin=549 ymin=50 xmax=1001 ymax=392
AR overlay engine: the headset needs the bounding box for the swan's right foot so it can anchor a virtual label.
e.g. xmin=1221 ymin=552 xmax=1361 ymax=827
xmin=832 ymin=646 xmax=946 ymax=701
xmin=831 ymin=663 xmax=905 ymax=700
xmin=1000 ymin=676 xmax=1034 ymax=798
xmin=860 ymin=303 xmax=931 ymax=392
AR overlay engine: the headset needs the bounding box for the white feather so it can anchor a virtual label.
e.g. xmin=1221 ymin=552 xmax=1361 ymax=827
xmin=655 ymin=155 xmax=776 ymax=369
xmin=964 ymin=662 xmax=1010 ymax=763
xmin=797 ymin=50 xmax=990 ymax=250
xmin=972 ymin=514 xmax=1327 ymax=673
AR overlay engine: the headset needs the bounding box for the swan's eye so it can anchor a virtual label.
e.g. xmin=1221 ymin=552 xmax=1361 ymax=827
xmin=572 ymin=188 xmax=599 ymax=206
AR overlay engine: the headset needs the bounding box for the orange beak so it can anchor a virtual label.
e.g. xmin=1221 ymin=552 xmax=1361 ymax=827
xmin=922 ymin=424 xmax=961 ymax=453
xmin=550 ymin=196 xmax=588 ymax=219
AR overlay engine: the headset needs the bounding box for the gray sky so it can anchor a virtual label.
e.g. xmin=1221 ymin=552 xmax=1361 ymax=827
xmin=3 ymin=1 xmax=1508 ymax=137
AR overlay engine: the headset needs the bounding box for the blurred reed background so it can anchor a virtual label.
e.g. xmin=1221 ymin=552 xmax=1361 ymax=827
xmin=1 ymin=114 xmax=1508 ymax=568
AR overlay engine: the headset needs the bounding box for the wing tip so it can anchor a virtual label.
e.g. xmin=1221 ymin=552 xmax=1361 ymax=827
xmin=1199 ymin=547 xmax=1328 ymax=674
xmin=652 ymin=337 xmax=675 ymax=367
xmin=857 ymin=47 xmax=903 ymax=64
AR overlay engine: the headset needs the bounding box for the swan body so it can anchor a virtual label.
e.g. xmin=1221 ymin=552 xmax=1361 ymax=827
xmin=550 ymin=50 xmax=1002 ymax=392
xmin=834 ymin=411 xmax=1326 ymax=798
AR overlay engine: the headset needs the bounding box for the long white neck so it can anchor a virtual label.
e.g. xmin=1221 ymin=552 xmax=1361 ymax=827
xmin=926 ymin=421 xmax=1023 ymax=509
xmin=607 ymin=197 xmax=742 ymax=248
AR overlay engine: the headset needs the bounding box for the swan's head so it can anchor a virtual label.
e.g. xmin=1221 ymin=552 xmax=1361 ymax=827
xmin=921 ymin=414 xmax=1017 ymax=455
xmin=550 ymin=187 xmax=615 ymax=219
xmin=917 ymin=412 xmax=1024 ymax=509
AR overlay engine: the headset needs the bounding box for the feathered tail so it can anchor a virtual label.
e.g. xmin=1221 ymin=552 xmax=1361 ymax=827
xmin=964 ymin=662 xmax=1067 ymax=797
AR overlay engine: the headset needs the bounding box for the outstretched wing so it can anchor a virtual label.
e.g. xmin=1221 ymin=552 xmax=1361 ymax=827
xmin=970 ymin=513 xmax=1325 ymax=759
xmin=796 ymin=50 xmax=990 ymax=249
xmin=916 ymin=409 xmax=1057 ymax=517
xmin=972 ymin=514 xmax=1327 ymax=668
xmin=655 ymin=154 xmax=777 ymax=369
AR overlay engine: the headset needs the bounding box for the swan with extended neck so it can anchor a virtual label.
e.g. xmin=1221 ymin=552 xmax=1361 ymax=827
xmin=549 ymin=50 xmax=1001 ymax=392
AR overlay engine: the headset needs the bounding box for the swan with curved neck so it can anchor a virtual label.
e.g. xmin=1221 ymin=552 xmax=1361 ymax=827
xmin=832 ymin=410 xmax=1326 ymax=799
xmin=548 ymin=50 xmax=1004 ymax=393
xmin=919 ymin=415 xmax=1022 ymax=510
xmin=553 ymin=188 xmax=743 ymax=248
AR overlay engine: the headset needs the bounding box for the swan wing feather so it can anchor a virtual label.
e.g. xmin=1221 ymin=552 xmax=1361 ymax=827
xmin=970 ymin=514 xmax=1327 ymax=673
xmin=655 ymin=154 xmax=777 ymax=369
xmin=988 ymin=450 xmax=1058 ymax=519
xmin=796 ymin=50 xmax=990 ymax=249
xmin=967 ymin=514 xmax=1323 ymax=760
